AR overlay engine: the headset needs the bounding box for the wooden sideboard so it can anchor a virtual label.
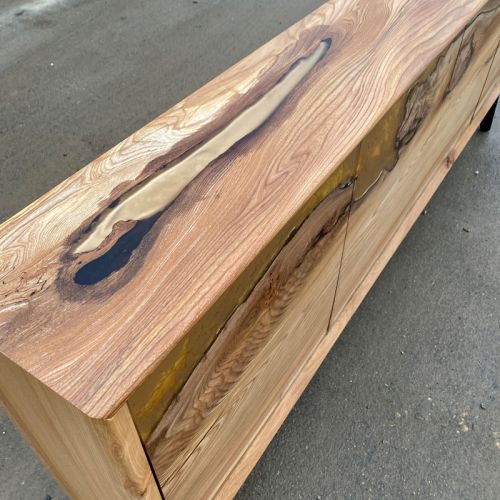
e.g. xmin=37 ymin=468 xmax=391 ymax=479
xmin=1 ymin=1 xmax=498 ymax=498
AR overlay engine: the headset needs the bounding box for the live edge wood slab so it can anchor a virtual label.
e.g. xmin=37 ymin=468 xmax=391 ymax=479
xmin=0 ymin=0 xmax=498 ymax=498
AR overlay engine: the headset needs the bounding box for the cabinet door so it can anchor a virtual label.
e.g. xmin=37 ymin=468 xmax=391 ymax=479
xmin=145 ymin=151 xmax=358 ymax=498
xmin=333 ymin=35 xmax=462 ymax=318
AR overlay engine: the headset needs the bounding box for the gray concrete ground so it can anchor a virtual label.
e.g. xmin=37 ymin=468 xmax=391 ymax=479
xmin=0 ymin=0 xmax=499 ymax=498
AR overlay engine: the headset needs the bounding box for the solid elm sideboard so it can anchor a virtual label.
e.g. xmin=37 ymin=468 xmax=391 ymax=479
xmin=0 ymin=0 xmax=499 ymax=498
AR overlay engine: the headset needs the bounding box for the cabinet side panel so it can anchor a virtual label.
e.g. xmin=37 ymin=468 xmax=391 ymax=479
xmin=0 ymin=355 xmax=161 ymax=500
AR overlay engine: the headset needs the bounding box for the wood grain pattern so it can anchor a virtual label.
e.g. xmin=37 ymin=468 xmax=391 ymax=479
xmin=1 ymin=1 xmax=498 ymax=498
xmin=0 ymin=0 xmax=488 ymax=420
xmin=151 ymin=73 xmax=500 ymax=500
xmin=0 ymin=354 xmax=161 ymax=500
xmin=148 ymin=173 xmax=353 ymax=498
xmin=473 ymin=8 xmax=500 ymax=118
xmin=333 ymin=38 xmax=462 ymax=317
xmin=453 ymin=0 xmax=500 ymax=118
xmin=333 ymin=1 xmax=499 ymax=319
xmin=129 ymin=151 xmax=358 ymax=442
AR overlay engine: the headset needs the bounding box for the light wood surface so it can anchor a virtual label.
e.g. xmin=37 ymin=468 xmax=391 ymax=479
xmin=128 ymin=150 xmax=358 ymax=442
xmin=1 ymin=0 xmax=499 ymax=498
xmin=333 ymin=0 xmax=500 ymax=320
xmin=333 ymin=39 xmax=462 ymax=317
xmin=474 ymin=34 xmax=500 ymax=116
xmin=142 ymin=3 xmax=499 ymax=495
xmin=0 ymin=354 xmax=161 ymax=500
xmin=465 ymin=0 xmax=500 ymax=119
xmin=0 ymin=0 xmax=489 ymax=420
xmin=147 ymin=178 xmax=353 ymax=497
xmin=163 ymin=78 xmax=499 ymax=500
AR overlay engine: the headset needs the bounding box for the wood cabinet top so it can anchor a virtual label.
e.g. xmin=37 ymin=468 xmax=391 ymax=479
xmin=0 ymin=0 xmax=488 ymax=417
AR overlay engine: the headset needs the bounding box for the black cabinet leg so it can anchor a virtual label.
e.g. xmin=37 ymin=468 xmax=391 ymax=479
xmin=480 ymin=97 xmax=498 ymax=132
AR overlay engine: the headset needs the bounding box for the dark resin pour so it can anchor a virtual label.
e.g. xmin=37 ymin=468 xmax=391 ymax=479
xmin=74 ymin=213 xmax=161 ymax=285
